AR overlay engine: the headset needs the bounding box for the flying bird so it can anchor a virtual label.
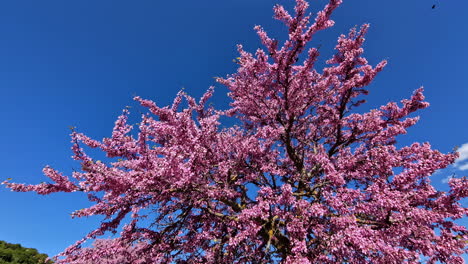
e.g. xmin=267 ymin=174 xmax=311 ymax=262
xmin=432 ymin=4 xmax=436 ymax=9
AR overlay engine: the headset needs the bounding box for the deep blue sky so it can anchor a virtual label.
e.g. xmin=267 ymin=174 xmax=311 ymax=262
xmin=1 ymin=0 xmax=467 ymax=258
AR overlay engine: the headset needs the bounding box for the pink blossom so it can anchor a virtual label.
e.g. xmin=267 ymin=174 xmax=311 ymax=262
xmin=5 ymin=0 xmax=467 ymax=263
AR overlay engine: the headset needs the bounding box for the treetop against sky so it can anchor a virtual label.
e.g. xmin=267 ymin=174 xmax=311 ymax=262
xmin=1 ymin=0 xmax=467 ymax=263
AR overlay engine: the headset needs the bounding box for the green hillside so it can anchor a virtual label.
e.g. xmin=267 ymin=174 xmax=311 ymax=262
xmin=0 ymin=241 xmax=52 ymax=264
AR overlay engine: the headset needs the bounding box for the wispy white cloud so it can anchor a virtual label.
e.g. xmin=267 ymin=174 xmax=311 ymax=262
xmin=457 ymin=163 xmax=468 ymax=171
xmin=442 ymin=175 xmax=452 ymax=184
xmin=437 ymin=143 xmax=468 ymax=184
xmin=454 ymin=142 xmax=468 ymax=171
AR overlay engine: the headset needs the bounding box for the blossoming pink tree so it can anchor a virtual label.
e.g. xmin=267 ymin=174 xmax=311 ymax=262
xmin=4 ymin=0 xmax=467 ymax=263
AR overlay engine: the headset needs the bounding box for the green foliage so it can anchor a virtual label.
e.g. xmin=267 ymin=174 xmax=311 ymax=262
xmin=0 ymin=241 xmax=52 ymax=264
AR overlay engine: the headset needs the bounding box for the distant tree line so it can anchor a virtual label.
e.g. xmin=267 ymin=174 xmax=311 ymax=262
xmin=0 ymin=241 xmax=52 ymax=264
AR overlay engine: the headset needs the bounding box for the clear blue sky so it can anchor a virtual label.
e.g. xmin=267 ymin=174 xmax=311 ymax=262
xmin=0 ymin=0 xmax=467 ymax=258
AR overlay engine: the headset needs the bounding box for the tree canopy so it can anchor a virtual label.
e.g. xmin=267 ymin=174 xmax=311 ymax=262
xmin=0 ymin=241 xmax=52 ymax=264
xmin=4 ymin=0 xmax=467 ymax=263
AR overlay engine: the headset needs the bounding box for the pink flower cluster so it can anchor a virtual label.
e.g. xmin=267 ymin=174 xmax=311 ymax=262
xmin=4 ymin=0 xmax=467 ymax=263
